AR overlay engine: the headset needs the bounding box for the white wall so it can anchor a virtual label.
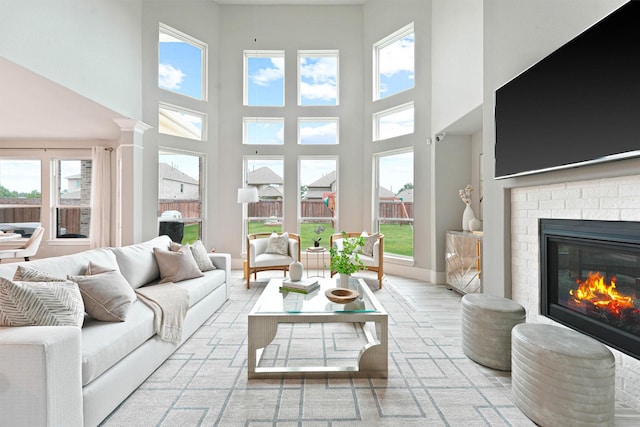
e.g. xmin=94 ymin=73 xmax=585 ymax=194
xmin=430 ymin=0 xmax=483 ymax=134
xmin=481 ymin=0 xmax=629 ymax=297
xmin=0 ymin=0 xmax=143 ymax=120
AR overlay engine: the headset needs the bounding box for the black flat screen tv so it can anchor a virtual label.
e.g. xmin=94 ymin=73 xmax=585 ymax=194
xmin=494 ymin=0 xmax=640 ymax=179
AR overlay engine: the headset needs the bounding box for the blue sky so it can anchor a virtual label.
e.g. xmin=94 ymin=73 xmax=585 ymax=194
xmin=247 ymin=56 xmax=285 ymax=106
xmin=159 ymin=34 xmax=203 ymax=99
xmin=378 ymin=32 xmax=415 ymax=98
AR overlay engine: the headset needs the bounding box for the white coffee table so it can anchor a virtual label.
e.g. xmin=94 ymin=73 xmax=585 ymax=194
xmin=247 ymin=277 xmax=388 ymax=379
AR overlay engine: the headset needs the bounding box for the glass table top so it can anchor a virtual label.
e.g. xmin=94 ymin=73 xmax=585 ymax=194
xmin=252 ymin=277 xmax=380 ymax=314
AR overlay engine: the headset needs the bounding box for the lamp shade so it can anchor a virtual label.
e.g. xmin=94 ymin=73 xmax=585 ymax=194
xmin=237 ymin=187 xmax=259 ymax=203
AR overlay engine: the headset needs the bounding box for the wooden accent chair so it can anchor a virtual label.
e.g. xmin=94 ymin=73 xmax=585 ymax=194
xmin=329 ymin=232 xmax=384 ymax=289
xmin=246 ymin=232 xmax=301 ymax=289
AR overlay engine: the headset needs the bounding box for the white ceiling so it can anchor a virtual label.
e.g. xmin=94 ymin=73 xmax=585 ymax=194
xmin=0 ymin=57 xmax=125 ymax=141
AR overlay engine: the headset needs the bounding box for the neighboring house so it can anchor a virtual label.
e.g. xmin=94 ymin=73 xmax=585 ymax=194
xmin=158 ymin=163 xmax=199 ymax=200
xmin=304 ymin=170 xmax=336 ymax=200
xmin=396 ymin=188 xmax=413 ymax=203
xmin=246 ymin=167 xmax=283 ymax=199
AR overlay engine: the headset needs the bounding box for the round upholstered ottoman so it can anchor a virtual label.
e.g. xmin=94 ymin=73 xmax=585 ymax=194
xmin=511 ymin=323 xmax=615 ymax=427
xmin=461 ymin=293 xmax=525 ymax=371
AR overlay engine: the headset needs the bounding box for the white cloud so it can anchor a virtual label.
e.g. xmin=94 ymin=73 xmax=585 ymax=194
xmin=300 ymin=122 xmax=337 ymax=139
xmin=251 ymin=57 xmax=284 ymax=87
xmin=300 ymin=57 xmax=337 ymax=101
xmin=300 ymin=82 xmax=337 ymax=101
xmin=159 ymin=63 xmax=186 ymax=90
xmin=379 ymin=35 xmax=414 ymax=77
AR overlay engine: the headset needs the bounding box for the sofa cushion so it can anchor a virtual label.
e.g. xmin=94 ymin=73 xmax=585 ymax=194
xmin=0 ymin=277 xmax=84 ymax=327
xmin=178 ymin=269 xmax=226 ymax=307
xmin=111 ymin=236 xmax=170 ymax=289
xmin=81 ymin=300 xmax=155 ymax=385
xmin=68 ymin=265 xmax=136 ymax=322
xmin=153 ymin=247 xmax=204 ymax=283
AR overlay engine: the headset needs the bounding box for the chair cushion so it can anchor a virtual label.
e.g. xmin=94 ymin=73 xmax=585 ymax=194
xmin=265 ymin=232 xmax=289 ymax=255
xmin=361 ymin=233 xmax=379 ymax=257
xmin=255 ymin=253 xmax=294 ymax=268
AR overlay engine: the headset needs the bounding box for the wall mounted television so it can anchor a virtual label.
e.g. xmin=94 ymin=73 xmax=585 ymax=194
xmin=494 ymin=0 xmax=640 ymax=179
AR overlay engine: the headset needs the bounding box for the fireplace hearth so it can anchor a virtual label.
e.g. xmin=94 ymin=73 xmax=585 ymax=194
xmin=540 ymin=218 xmax=640 ymax=360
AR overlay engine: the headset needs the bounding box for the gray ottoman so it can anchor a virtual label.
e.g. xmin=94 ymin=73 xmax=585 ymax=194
xmin=511 ymin=323 xmax=615 ymax=427
xmin=461 ymin=293 xmax=525 ymax=371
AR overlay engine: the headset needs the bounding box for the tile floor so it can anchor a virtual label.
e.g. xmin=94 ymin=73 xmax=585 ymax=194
xmin=101 ymin=270 xmax=640 ymax=426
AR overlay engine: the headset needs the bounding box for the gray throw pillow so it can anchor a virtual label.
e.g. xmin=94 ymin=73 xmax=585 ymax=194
xmin=0 ymin=277 xmax=84 ymax=327
xmin=68 ymin=263 xmax=136 ymax=322
xmin=190 ymin=240 xmax=215 ymax=272
xmin=153 ymin=247 xmax=204 ymax=283
xmin=362 ymin=233 xmax=379 ymax=257
xmin=265 ymin=232 xmax=289 ymax=255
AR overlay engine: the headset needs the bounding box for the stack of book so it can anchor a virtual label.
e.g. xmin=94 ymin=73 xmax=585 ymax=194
xmin=280 ymin=278 xmax=319 ymax=294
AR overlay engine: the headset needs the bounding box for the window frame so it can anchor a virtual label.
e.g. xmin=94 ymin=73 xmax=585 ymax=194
xmin=298 ymin=117 xmax=339 ymax=145
xmin=372 ymin=101 xmax=415 ymax=142
xmin=374 ymin=148 xmax=414 ymax=259
xmin=297 ymin=50 xmax=340 ymax=106
xmin=52 ymin=157 xmax=92 ymax=240
xmin=158 ymin=22 xmax=208 ymax=101
xmin=243 ymin=50 xmax=286 ymax=107
xmin=158 ymin=148 xmax=206 ymax=245
xmin=242 ymin=117 xmax=285 ymax=145
xmin=373 ymin=22 xmax=415 ymax=101
xmin=298 ymin=157 xmax=338 ymax=249
xmin=158 ymin=102 xmax=207 ymax=142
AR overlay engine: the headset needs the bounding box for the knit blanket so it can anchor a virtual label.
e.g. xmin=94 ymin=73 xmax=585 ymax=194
xmin=135 ymin=283 xmax=189 ymax=345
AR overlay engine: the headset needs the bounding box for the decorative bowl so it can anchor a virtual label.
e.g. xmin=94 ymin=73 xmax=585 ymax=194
xmin=325 ymin=288 xmax=359 ymax=304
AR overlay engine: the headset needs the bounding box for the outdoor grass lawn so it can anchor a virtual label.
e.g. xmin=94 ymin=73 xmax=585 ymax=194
xmin=182 ymin=223 xmax=200 ymax=244
xmin=248 ymin=221 xmax=414 ymax=257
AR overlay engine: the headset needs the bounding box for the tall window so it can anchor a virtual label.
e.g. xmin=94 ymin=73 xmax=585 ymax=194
xmin=54 ymin=159 xmax=91 ymax=238
xmin=158 ymin=150 xmax=204 ymax=244
xmin=373 ymin=102 xmax=414 ymax=141
xmin=298 ymin=118 xmax=339 ymax=145
xmin=376 ymin=150 xmax=413 ymax=258
xmin=298 ymin=50 xmax=339 ymax=106
xmin=373 ymin=23 xmax=415 ymax=100
xmin=244 ymin=51 xmax=285 ymax=107
xmin=159 ymin=23 xmax=207 ymax=100
xmin=158 ymin=103 xmax=206 ymax=141
xmin=243 ymin=158 xmax=284 ymax=240
xmin=0 ymin=159 xmax=41 ymax=235
xmin=299 ymin=158 xmax=337 ymax=249
xmin=243 ymin=118 xmax=285 ymax=145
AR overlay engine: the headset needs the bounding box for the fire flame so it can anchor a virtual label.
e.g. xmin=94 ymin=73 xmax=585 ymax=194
xmin=569 ymin=272 xmax=634 ymax=316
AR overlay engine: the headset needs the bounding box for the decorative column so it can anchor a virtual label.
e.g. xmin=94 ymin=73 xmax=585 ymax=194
xmin=113 ymin=118 xmax=152 ymax=246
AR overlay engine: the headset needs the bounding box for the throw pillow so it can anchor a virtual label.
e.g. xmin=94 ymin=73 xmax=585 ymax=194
xmin=265 ymin=232 xmax=289 ymax=255
xmin=362 ymin=233 xmax=379 ymax=257
xmin=190 ymin=240 xmax=215 ymax=272
xmin=0 ymin=277 xmax=84 ymax=327
xmin=68 ymin=265 xmax=136 ymax=322
xmin=13 ymin=265 xmax=66 ymax=282
xmin=153 ymin=247 xmax=204 ymax=283
xmin=85 ymin=261 xmax=116 ymax=276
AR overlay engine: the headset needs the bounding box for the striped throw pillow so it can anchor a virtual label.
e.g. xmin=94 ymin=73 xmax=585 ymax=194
xmin=0 ymin=277 xmax=84 ymax=327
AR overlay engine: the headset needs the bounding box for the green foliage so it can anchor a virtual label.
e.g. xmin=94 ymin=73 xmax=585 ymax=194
xmin=329 ymin=232 xmax=366 ymax=275
xmin=26 ymin=190 xmax=41 ymax=199
xmin=0 ymin=184 xmax=41 ymax=199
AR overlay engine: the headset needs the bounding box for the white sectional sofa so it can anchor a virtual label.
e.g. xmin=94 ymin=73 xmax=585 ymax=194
xmin=0 ymin=235 xmax=231 ymax=426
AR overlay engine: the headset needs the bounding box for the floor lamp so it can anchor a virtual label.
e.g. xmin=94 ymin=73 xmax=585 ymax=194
xmin=238 ymin=187 xmax=259 ymax=250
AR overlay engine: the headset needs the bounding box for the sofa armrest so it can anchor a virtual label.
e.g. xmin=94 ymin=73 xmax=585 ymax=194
xmin=0 ymin=326 xmax=83 ymax=427
xmin=209 ymin=253 xmax=232 ymax=296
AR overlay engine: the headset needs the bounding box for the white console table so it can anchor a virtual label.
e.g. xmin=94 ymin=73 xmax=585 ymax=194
xmin=446 ymin=231 xmax=482 ymax=294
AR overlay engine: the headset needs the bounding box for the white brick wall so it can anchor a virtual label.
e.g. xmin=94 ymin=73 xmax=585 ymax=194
xmin=511 ymin=174 xmax=640 ymax=412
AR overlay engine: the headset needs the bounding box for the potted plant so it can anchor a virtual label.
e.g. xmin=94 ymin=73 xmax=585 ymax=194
xmin=329 ymin=232 xmax=366 ymax=287
xmin=312 ymin=225 xmax=325 ymax=247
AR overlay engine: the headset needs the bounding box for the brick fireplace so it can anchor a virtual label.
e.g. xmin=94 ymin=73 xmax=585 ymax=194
xmin=511 ymin=174 xmax=640 ymax=411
